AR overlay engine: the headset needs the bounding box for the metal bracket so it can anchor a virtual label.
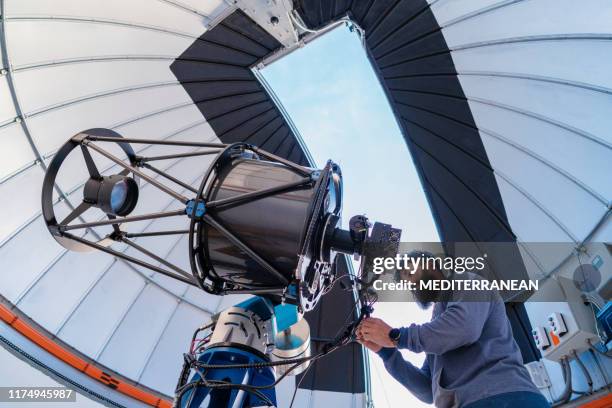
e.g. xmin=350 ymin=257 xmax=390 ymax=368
xmin=186 ymin=199 xmax=206 ymax=220
xmin=233 ymin=0 xmax=299 ymax=48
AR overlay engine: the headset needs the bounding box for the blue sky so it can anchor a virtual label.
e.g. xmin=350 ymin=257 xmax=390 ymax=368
xmin=261 ymin=26 xmax=439 ymax=408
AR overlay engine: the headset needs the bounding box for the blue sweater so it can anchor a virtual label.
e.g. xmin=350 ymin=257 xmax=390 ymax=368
xmin=376 ymin=295 xmax=539 ymax=407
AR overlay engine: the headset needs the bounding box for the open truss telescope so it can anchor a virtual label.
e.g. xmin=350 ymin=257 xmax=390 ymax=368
xmin=41 ymin=128 xmax=401 ymax=407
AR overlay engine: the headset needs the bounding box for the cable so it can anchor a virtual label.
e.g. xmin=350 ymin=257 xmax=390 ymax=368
xmin=287 ymin=294 xmax=371 ymax=408
xmin=288 ymin=11 xmax=366 ymax=48
xmin=588 ymin=349 xmax=611 ymax=391
xmin=551 ymin=358 xmax=572 ymax=407
xmin=572 ymin=350 xmax=593 ymax=395
xmin=176 ymin=338 xmax=348 ymax=407
xmin=288 ymin=357 xmax=315 ymax=408
xmin=176 ymin=267 xmax=377 ymax=407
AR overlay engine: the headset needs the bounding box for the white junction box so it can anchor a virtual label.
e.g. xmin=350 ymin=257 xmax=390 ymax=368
xmin=524 ymin=361 xmax=552 ymax=389
xmin=547 ymin=312 xmax=568 ymax=337
xmin=531 ymin=326 xmax=551 ymax=351
xmin=525 ymin=277 xmax=599 ymax=362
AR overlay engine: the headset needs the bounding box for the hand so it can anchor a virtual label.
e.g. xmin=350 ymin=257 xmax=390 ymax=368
xmin=357 ymin=317 xmax=396 ymax=348
xmin=356 ymin=336 xmax=382 ymax=352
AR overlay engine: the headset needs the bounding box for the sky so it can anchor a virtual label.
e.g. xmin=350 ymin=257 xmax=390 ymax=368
xmin=261 ymin=26 xmax=440 ymax=408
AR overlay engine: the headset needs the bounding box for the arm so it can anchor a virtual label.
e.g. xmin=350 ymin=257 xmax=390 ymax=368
xmin=398 ymin=301 xmax=492 ymax=355
xmin=376 ymin=348 xmax=433 ymax=403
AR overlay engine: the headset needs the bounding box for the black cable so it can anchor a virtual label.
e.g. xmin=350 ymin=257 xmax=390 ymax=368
xmin=588 ymin=349 xmax=611 ymax=389
xmin=289 ymin=359 xmax=315 ymax=408
xmin=551 ymin=358 xmax=572 ymax=407
xmin=177 ymin=271 xmax=378 ymax=407
xmin=572 ymin=350 xmax=593 ymax=394
xmin=288 ymin=287 xmax=377 ymax=408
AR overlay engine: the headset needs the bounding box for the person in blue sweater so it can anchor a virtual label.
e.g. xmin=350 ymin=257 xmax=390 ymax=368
xmin=356 ymin=252 xmax=549 ymax=408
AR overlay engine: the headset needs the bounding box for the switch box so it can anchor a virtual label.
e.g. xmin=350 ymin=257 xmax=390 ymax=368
xmin=524 ymin=361 xmax=552 ymax=389
xmin=532 ymin=326 xmax=551 ymax=351
xmin=547 ymin=312 xmax=568 ymax=337
xmin=525 ymin=277 xmax=600 ymax=362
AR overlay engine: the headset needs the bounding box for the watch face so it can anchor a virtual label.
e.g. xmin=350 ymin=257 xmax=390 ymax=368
xmin=389 ymin=328 xmax=400 ymax=340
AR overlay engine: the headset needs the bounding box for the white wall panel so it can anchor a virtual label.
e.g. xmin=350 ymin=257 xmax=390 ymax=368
xmin=182 ymin=286 xmax=224 ymax=312
xmin=142 ymin=235 xmax=191 ymax=296
xmin=0 ymin=124 xmax=36 ymax=180
xmin=0 ymin=76 xmax=17 ymax=123
xmin=98 ymin=284 xmax=178 ymax=379
xmin=459 ymin=75 xmax=612 ymax=145
xmin=15 ymin=60 xmax=182 ymax=114
xmin=0 ymin=164 xmax=45 ymax=242
xmin=57 ymin=261 xmax=147 ymax=358
xmin=169 ymin=0 xmax=229 ymax=18
xmin=6 ymin=21 xmax=194 ymax=67
xmin=494 ymin=175 xmax=574 ymax=242
xmin=0 ymin=210 xmax=67 ymax=302
xmin=112 ymin=105 xmax=210 ymax=140
xmin=16 ymin=236 xmax=111 ymax=331
xmin=139 ymin=302 xmax=209 ymax=394
xmin=467 ymin=101 xmax=612 ymax=199
xmin=479 ymin=133 xmax=604 ymax=240
xmin=429 ymin=0 xmax=505 ymax=26
xmin=451 ymin=40 xmax=612 ymax=90
xmin=441 ymin=0 xmax=612 ymax=48
xmin=435 ymin=0 xmax=612 ymax=252
xmin=6 ymin=0 xmax=208 ymax=37
xmin=27 ymin=86 xmax=194 ymax=158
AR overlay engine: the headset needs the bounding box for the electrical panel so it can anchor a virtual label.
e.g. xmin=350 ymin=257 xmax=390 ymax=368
xmin=532 ymin=326 xmax=551 ymax=351
xmin=525 ymin=277 xmax=600 ymax=362
xmin=547 ymin=312 xmax=568 ymax=337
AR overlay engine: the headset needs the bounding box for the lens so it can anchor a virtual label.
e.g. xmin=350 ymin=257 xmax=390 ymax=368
xmin=110 ymin=180 xmax=129 ymax=213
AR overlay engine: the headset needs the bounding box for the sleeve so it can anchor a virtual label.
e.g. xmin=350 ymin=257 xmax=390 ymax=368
xmin=375 ymin=348 xmax=433 ymax=403
xmin=397 ymin=301 xmax=492 ymax=355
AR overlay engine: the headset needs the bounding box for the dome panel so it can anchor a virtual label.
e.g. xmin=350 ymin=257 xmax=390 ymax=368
xmin=8 ymin=0 xmax=208 ymax=36
xmin=480 ymin=131 xmax=604 ymax=240
xmin=27 ymin=86 xmax=195 ymax=157
xmin=138 ymin=302 xmax=209 ymax=395
xmin=57 ymin=261 xmax=147 ymax=357
xmin=429 ymin=0 xmax=507 ymax=25
xmin=0 ymin=76 xmax=17 ymax=123
xmin=494 ymin=175 xmax=574 ymax=242
xmin=459 ymin=75 xmax=612 ymax=145
xmin=0 ymin=164 xmax=45 ymax=242
xmin=0 ymin=125 xmax=37 ymax=181
xmin=97 ymin=283 xmax=185 ymax=380
xmin=466 ymin=101 xmax=611 ymax=200
xmin=17 ymin=237 xmax=113 ymax=333
xmin=14 ymin=60 xmax=183 ymax=114
xmin=0 ymin=204 xmax=69 ymax=302
xmin=112 ymin=107 xmax=211 ymax=141
xmin=6 ymin=20 xmax=193 ymax=67
xmin=441 ymin=0 xmax=612 ymax=48
xmin=451 ymin=40 xmax=612 ymax=90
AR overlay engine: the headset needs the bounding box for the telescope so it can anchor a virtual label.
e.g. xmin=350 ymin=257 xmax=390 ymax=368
xmin=42 ymin=128 xmax=401 ymax=407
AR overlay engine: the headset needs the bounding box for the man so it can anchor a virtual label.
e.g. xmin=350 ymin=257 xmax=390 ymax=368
xmin=357 ymin=251 xmax=549 ymax=408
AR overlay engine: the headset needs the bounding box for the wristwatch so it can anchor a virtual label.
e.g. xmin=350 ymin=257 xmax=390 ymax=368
xmin=388 ymin=328 xmax=401 ymax=346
